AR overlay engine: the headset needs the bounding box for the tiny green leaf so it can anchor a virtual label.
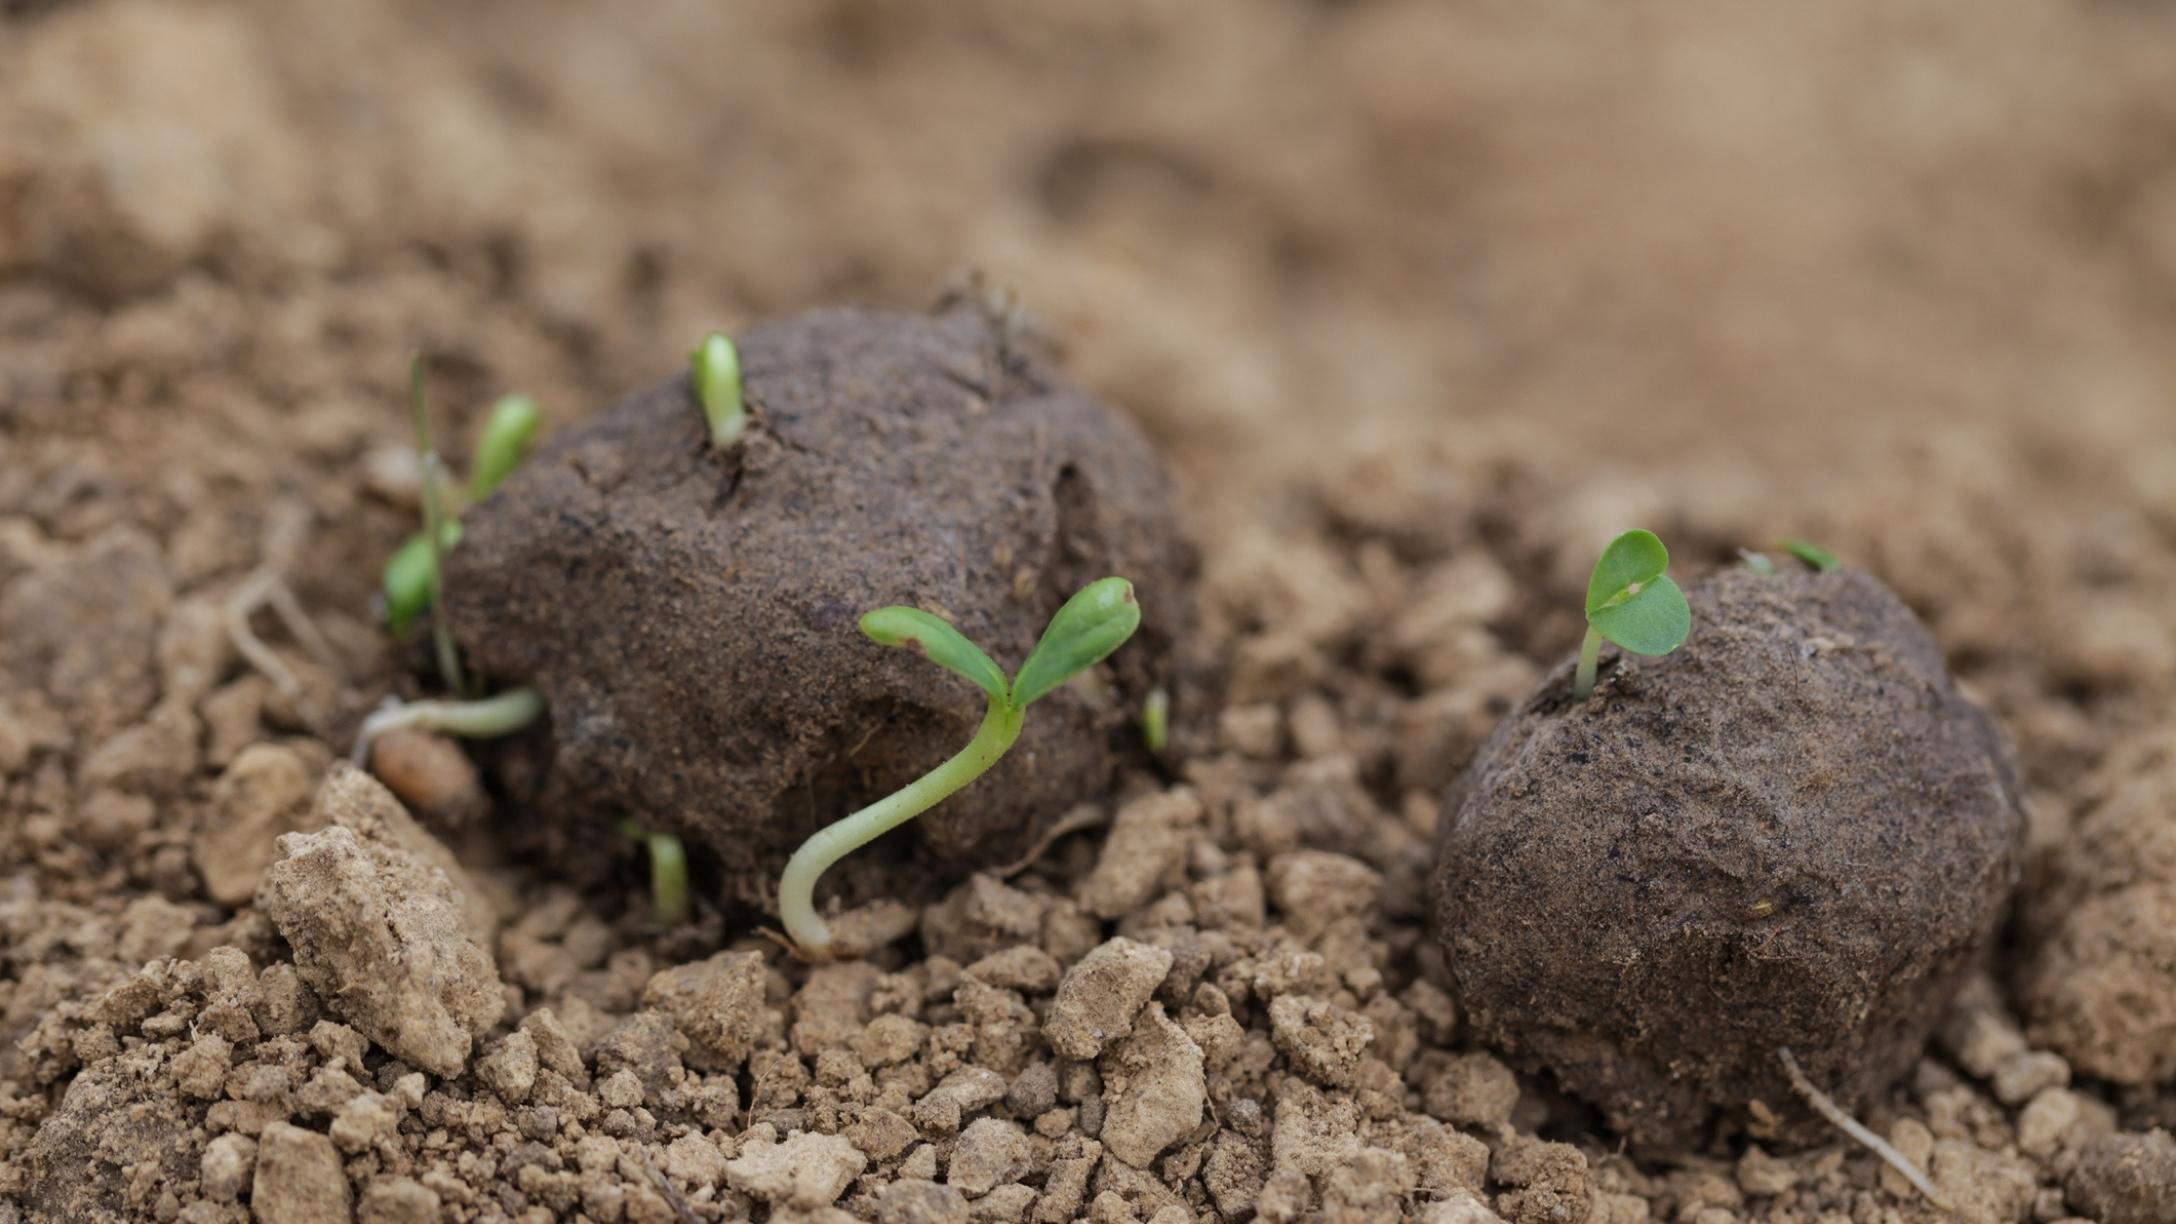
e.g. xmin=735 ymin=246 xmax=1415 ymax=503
xmin=470 ymin=393 xmax=542 ymax=500
xmin=1738 ymin=549 xmax=1776 ymax=574
xmin=1588 ymin=574 xmax=1691 ymax=655
xmin=861 ymin=606 xmax=1008 ymax=702
xmin=383 ymin=520 xmax=463 ymax=634
xmin=1778 ymin=538 xmax=1839 ymax=572
xmin=1142 ymin=687 xmax=1171 ymax=755
xmin=1586 ymin=529 xmax=1671 ymax=617
xmin=690 ymin=332 xmax=746 ymax=448
xmin=1012 ymin=577 xmax=1141 ymax=707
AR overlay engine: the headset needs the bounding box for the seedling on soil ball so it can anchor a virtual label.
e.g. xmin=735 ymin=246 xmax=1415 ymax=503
xmin=780 ymin=577 xmax=1142 ymax=958
xmin=1778 ymin=537 xmax=1840 ymax=572
xmin=1433 ymin=565 xmax=2026 ymax=1149
xmin=690 ymin=332 xmax=745 ymax=448
xmin=616 ymin=820 xmax=692 ymax=927
xmin=1737 ymin=548 xmax=1776 ymax=574
xmin=1573 ymin=529 xmax=1692 ymax=700
xmin=1142 ymin=687 xmax=1171 ymax=755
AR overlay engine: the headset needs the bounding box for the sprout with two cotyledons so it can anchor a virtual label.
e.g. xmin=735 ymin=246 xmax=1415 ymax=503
xmin=1573 ymin=529 xmax=1693 ymax=701
xmin=779 ymin=577 xmax=1143 ymax=959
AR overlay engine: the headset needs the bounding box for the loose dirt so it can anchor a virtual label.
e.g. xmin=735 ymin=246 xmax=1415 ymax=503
xmin=5 ymin=2 xmax=2176 ymax=1223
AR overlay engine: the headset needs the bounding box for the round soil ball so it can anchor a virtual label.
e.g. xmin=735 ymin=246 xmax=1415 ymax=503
xmin=444 ymin=303 xmax=1196 ymax=910
xmin=1431 ymin=566 xmax=2023 ymax=1151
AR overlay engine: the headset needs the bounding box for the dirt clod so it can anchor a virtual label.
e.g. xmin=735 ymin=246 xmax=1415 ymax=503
xmin=1045 ymin=936 xmax=1174 ymax=1061
xmin=1433 ymin=567 xmax=2025 ymax=1148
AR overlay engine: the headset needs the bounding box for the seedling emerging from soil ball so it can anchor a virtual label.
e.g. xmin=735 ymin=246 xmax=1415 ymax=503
xmin=781 ymin=577 xmax=1141 ymax=958
xmin=381 ymin=387 xmax=543 ymax=638
xmin=1778 ymin=537 xmax=1840 ymax=572
xmin=690 ymin=332 xmax=745 ymax=449
xmin=1433 ymin=565 xmax=2025 ymax=1150
xmin=1574 ymin=529 xmax=1692 ymax=699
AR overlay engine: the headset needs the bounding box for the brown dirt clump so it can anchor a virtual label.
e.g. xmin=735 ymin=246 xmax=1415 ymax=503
xmin=444 ymin=302 xmax=1195 ymax=912
xmin=1432 ymin=566 xmax=2026 ymax=1150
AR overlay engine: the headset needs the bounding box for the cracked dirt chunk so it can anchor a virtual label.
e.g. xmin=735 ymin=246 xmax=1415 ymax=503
xmin=1492 ymin=1136 xmax=1593 ymax=1224
xmin=724 ymin=1127 xmax=868 ymax=1208
xmin=1424 ymin=1051 xmax=1521 ymax=1128
xmin=913 ymin=1065 xmax=1009 ymax=1135
xmin=642 ymin=948 xmax=769 ymax=1072
xmin=254 ymin=1122 xmax=353 ymax=1224
xmin=2069 ymin=1129 xmax=2176 ymax=1224
xmin=1269 ymin=994 xmax=1374 ymax=1089
xmin=256 ymin=775 xmax=504 ymax=1076
xmin=1078 ymin=788 xmax=1201 ymax=919
xmin=949 ymin=1117 xmax=1031 ymax=1196
xmin=1271 ymin=1078 xmax=1362 ymax=1180
xmin=199 ymin=741 xmax=323 ymax=905
xmin=1266 ymin=850 xmax=1382 ymax=939
xmin=1045 ymin=936 xmax=1173 ymax=1060
xmin=1098 ymin=1003 xmax=1205 ymax=1168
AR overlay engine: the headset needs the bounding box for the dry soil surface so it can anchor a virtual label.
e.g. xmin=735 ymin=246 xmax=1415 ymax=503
xmin=5 ymin=2 xmax=2176 ymax=1223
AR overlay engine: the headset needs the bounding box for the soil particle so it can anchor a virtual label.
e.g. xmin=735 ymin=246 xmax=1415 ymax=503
xmin=256 ymin=769 xmax=503 ymax=1077
xmin=1078 ymin=789 xmax=1201 ymax=920
xmin=1434 ymin=567 xmax=2026 ymax=1149
xmin=252 ymin=1121 xmax=353 ymax=1224
xmin=1045 ymin=936 xmax=1174 ymax=1061
xmin=199 ymin=741 xmax=323 ymax=906
xmin=948 ymin=1116 xmax=1031 ymax=1196
xmin=724 ymin=1125 xmax=869 ymax=1208
xmin=640 ymin=948 xmax=769 ymax=1073
xmin=877 ymin=1178 xmax=971 ymax=1223
xmin=2019 ymin=738 xmax=2176 ymax=1085
xmin=2068 ymin=1129 xmax=2176 ymax=1224
xmin=444 ymin=303 xmax=1196 ymax=911
xmin=0 ymin=524 xmax=171 ymax=739
xmin=1491 ymin=1135 xmax=1594 ymax=1224
xmin=1097 ymin=1002 xmax=1207 ymax=1168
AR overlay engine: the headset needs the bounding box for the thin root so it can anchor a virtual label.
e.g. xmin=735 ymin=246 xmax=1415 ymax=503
xmin=226 ymin=567 xmax=340 ymax=732
xmin=1778 ymin=1047 xmax=1953 ymax=1214
xmin=995 ymin=805 xmax=1109 ymax=879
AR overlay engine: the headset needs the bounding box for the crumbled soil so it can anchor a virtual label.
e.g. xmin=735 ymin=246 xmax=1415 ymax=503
xmin=6 ymin=3 xmax=2176 ymax=1223
xmin=1434 ymin=567 xmax=2026 ymax=1152
xmin=445 ymin=302 xmax=1195 ymax=911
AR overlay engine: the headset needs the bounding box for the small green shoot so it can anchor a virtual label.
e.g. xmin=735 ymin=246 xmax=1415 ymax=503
xmin=469 ymin=393 xmax=542 ymax=501
xmin=1777 ymin=538 xmax=1839 ymax=572
xmin=1737 ymin=549 xmax=1775 ymax=575
xmin=1574 ymin=529 xmax=1691 ymax=701
xmin=383 ymin=520 xmax=463 ymax=635
xmin=1142 ymin=687 xmax=1171 ymax=755
xmin=616 ymin=820 xmax=692 ymax=927
xmin=779 ymin=577 xmax=1142 ymax=958
xmin=351 ymin=685 xmax=545 ymax=766
xmin=690 ymin=332 xmax=746 ymax=449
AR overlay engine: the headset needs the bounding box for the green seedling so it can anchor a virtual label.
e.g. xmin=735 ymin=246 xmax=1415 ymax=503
xmin=381 ymin=385 xmax=542 ymax=640
xmin=350 ymin=685 xmax=545 ymax=766
xmin=412 ymin=360 xmax=466 ymax=695
xmin=1142 ymin=687 xmax=1171 ymax=755
xmin=691 ymin=332 xmax=746 ymax=449
xmin=616 ymin=820 xmax=692 ymax=927
xmin=1574 ymin=529 xmax=1692 ymax=701
xmin=1778 ymin=538 xmax=1839 ymax=572
xmin=1737 ymin=549 xmax=1776 ymax=575
xmin=780 ymin=577 xmax=1143 ymax=958
xmin=469 ymin=393 xmax=543 ymax=501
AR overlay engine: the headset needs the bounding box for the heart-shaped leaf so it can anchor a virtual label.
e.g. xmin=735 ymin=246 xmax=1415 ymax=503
xmin=1012 ymin=577 xmax=1141 ymax=707
xmin=1586 ymin=529 xmax=1671 ymax=617
xmin=1589 ymin=574 xmax=1691 ymax=655
xmin=860 ymin=607 xmax=1008 ymax=703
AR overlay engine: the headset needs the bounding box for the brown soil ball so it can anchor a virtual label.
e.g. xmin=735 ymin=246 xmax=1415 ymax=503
xmin=1431 ymin=566 xmax=2024 ymax=1151
xmin=443 ymin=303 xmax=1195 ymax=911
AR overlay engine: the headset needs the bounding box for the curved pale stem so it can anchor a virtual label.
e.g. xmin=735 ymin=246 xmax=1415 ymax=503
xmin=1573 ymin=624 xmax=1604 ymax=701
xmin=352 ymin=685 xmax=545 ymax=765
xmin=780 ymin=698 xmax=1025 ymax=957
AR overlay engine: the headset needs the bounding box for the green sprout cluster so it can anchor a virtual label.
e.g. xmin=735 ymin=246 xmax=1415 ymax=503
xmin=779 ymin=577 xmax=1142 ymax=958
xmin=1574 ymin=529 xmax=1692 ymax=700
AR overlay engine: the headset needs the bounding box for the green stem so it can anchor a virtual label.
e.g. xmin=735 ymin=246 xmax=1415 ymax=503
xmin=780 ymin=696 xmax=1025 ymax=956
xmin=645 ymin=832 xmax=690 ymax=926
xmin=352 ymin=685 xmax=544 ymax=765
xmin=1573 ymin=624 xmax=1603 ymax=701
